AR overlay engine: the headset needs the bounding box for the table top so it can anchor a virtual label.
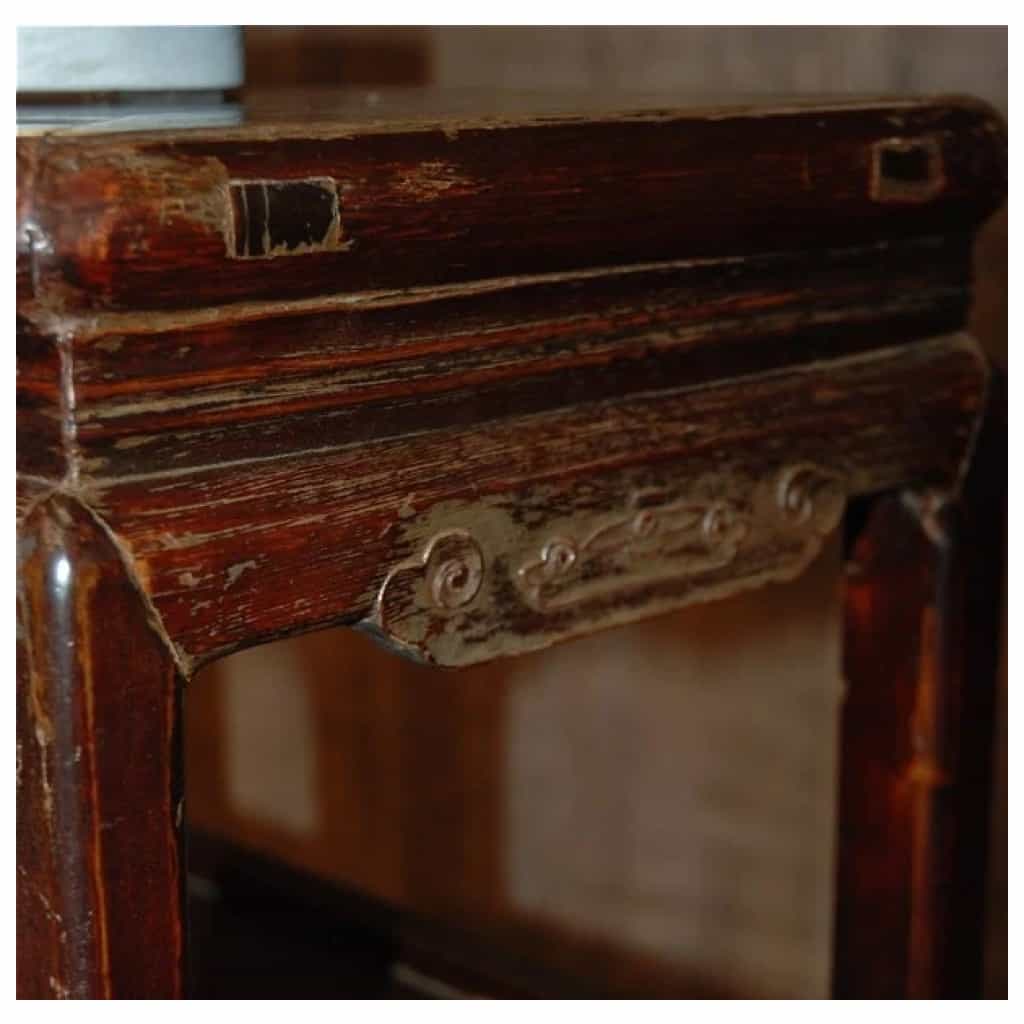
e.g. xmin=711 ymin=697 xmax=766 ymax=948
xmin=17 ymin=86 xmax=997 ymax=139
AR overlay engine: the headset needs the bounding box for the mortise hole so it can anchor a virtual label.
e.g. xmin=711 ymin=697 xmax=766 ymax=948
xmin=871 ymin=137 xmax=944 ymax=203
xmin=879 ymin=144 xmax=931 ymax=184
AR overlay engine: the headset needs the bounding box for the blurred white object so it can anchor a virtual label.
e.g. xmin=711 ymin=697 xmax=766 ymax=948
xmin=17 ymin=26 xmax=244 ymax=93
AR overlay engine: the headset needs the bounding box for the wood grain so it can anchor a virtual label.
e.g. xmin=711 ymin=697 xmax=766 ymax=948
xmin=833 ymin=377 xmax=1004 ymax=997
xmin=17 ymin=96 xmax=1004 ymax=313
xmin=74 ymin=333 xmax=985 ymax=668
xmin=15 ymin=95 xmax=1000 ymax=670
xmin=15 ymin=92 xmax=1004 ymax=998
xmin=17 ymin=494 xmax=186 ymax=998
xmin=64 ymin=236 xmax=971 ymax=479
xmin=16 ymin=315 xmax=67 ymax=481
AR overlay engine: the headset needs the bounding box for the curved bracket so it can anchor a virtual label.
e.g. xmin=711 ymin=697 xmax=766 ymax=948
xmin=362 ymin=461 xmax=845 ymax=666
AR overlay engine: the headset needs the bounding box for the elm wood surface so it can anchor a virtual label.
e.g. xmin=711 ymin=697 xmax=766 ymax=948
xmin=833 ymin=377 xmax=1006 ymax=999
xmin=15 ymin=92 xmax=1004 ymax=998
xmin=33 ymin=236 xmax=975 ymax=480
xmin=16 ymin=491 xmax=185 ymax=999
xmin=76 ymin=334 xmax=984 ymax=667
xmin=16 ymin=92 xmax=1004 ymax=312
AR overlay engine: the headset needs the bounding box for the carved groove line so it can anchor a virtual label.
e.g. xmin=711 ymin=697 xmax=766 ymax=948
xmin=515 ymin=496 xmax=749 ymax=612
xmin=370 ymin=462 xmax=846 ymax=661
xmin=373 ymin=527 xmax=484 ymax=621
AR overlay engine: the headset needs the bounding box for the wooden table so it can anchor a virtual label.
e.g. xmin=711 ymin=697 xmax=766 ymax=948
xmin=16 ymin=90 xmax=1005 ymax=998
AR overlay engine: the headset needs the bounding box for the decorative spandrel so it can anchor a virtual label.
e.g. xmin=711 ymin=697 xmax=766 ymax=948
xmin=361 ymin=461 xmax=845 ymax=666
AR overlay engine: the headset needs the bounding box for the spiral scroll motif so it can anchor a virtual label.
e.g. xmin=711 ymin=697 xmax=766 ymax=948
xmin=702 ymin=499 xmax=745 ymax=546
xmin=425 ymin=530 xmax=484 ymax=610
xmin=370 ymin=461 xmax=847 ymax=664
xmin=775 ymin=463 xmax=845 ymax=532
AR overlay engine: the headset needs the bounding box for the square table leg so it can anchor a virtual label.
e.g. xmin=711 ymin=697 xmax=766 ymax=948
xmin=833 ymin=387 xmax=1004 ymax=998
xmin=17 ymin=493 xmax=187 ymax=998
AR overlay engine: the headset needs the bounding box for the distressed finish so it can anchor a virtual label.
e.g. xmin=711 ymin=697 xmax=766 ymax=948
xmin=365 ymin=456 xmax=837 ymax=665
xmin=16 ymin=492 xmax=185 ymax=998
xmin=834 ymin=378 xmax=1005 ymax=998
xmin=16 ymin=94 xmax=1003 ymax=312
xmin=16 ymin=91 xmax=1004 ymax=997
xmin=76 ymin=333 xmax=987 ymax=668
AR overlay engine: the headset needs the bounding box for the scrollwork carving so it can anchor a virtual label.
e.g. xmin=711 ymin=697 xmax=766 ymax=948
xmin=365 ymin=460 xmax=847 ymax=666
xmin=427 ymin=534 xmax=484 ymax=610
xmin=370 ymin=528 xmax=484 ymax=639
xmin=516 ymin=494 xmax=750 ymax=612
xmin=775 ymin=463 xmax=845 ymax=531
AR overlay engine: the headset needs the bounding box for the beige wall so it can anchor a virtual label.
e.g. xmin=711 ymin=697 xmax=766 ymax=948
xmin=425 ymin=26 xmax=1006 ymax=111
xmin=245 ymin=26 xmax=1007 ymax=115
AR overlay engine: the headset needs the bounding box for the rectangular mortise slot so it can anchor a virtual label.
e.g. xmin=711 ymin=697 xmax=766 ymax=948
xmin=871 ymin=137 xmax=944 ymax=203
xmin=227 ymin=178 xmax=342 ymax=259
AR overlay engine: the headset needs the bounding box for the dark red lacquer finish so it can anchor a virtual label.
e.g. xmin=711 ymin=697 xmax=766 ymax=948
xmin=16 ymin=91 xmax=1005 ymax=998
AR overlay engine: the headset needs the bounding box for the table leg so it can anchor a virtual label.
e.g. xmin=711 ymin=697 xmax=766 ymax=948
xmin=17 ymin=493 xmax=186 ymax=998
xmin=832 ymin=389 xmax=1004 ymax=998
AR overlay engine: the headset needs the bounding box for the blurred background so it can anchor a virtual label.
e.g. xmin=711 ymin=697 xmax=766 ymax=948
xmin=241 ymin=25 xmax=1006 ymax=106
xmin=183 ymin=26 xmax=1007 ymax=998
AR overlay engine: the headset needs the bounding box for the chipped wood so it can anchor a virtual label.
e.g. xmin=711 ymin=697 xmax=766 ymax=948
xmin=364 ymin=461 xmax=845 ymax=665
xmin=16 ymin=91 xmax=1004 ymax=999
xmin=78 ymin=332 xmax=987 ymax=666
xmin=226 ymin=177 xmax=345 ymax=259
xmin=28 ymin=235 xmax=977 ymax=481
xmin=16 ymin=96 xmax=1004 ymax=313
